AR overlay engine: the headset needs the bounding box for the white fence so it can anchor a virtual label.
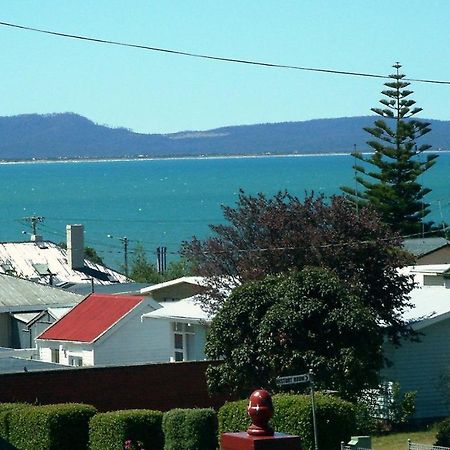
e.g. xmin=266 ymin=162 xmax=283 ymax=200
xmin=342 ymin=441 xmax=450 ymax=450
xmin=408 ymin=441 xmax=450 ymax=450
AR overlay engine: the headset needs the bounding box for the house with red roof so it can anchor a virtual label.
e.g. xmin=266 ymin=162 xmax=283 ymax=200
xmin=36 ymin=293 xmax=161 ymax=367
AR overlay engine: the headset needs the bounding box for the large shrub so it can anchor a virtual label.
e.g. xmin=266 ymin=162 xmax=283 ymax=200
xmin=8 ymin=403 xmax=97 ymax=450
xmin=0 ymin=403 xmax=31 ymax=446
xmin=219 ymin=393 xmax=355 ymax=450
xmin=436 ymin=417 xmax=450 ymax=447
xmin=163 ymin=408 xmax=217 ymax=450
xmin=89 ymin=409 xmax=163 ymax=450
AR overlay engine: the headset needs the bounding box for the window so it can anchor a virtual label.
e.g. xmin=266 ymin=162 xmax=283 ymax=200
xmin=51 ymin=348 xmax=59 ymax=363
xmin=172 ymin=322 xmax=194 ymax=362
xmin=68 ymin=356 xmax=83 ymax=367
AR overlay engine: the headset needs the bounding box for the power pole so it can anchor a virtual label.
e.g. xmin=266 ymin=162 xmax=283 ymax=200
xmin=23 ymin=215 xmax=45 ymax=240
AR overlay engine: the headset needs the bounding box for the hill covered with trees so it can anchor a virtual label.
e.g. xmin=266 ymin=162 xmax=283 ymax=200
xmin=0 ymin=113 xmax=449 ymax=160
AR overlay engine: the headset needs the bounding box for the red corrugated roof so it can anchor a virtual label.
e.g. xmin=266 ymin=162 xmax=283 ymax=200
xmin=38 ymin=293 xmax=144 ymax=342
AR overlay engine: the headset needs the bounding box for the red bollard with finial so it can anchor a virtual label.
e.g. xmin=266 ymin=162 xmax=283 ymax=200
xmin=220 ymin=389 xmax=301 ymax=449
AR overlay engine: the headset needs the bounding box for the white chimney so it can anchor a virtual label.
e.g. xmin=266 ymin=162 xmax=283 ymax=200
xmin=66 ymin=224 xmax=85 ymax=270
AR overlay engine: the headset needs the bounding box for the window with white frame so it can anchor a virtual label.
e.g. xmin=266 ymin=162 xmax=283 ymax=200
xmin=68 ymin=355 xmax=83 ymax=367
xmin=51 ymin=348 xmax=59 ymax=363
xmin=173 ymin=322 xmax=194 ymax=362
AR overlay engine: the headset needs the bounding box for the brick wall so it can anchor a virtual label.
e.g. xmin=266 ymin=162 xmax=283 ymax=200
xmin=0 ymin=361 xmax=232 ymax=412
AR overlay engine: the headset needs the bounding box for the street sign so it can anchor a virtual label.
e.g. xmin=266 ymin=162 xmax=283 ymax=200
xmin=276 ymin=373 xmax=310 ymax=386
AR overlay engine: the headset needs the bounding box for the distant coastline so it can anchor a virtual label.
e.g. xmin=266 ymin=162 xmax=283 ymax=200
xmin=0 ymin=149 xmax=447 ymax=165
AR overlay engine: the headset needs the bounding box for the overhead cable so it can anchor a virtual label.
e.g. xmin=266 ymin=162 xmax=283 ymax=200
xmin=1 ymin=20 xmax=450 ymax=85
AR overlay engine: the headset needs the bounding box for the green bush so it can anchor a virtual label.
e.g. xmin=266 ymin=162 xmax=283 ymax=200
xmin=218 ymin=399 xmax=250 ymax=435
xmin=89 ymin=409 xmax=163 ymax=450
xmin=8 ymin=403 xmax=97 ymax=450
xmin=219 ymin=393 xmax=355 ymax=450
xmin=435 ymin=417 xmax=450 ymax=447
xmin=163 ymin=408 xmax=217 ymax=450
xmin=0 ymin=403 xmax=31 ymax=445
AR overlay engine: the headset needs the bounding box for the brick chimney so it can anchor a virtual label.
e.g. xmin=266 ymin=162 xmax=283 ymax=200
xmin=66 ymin=224 xmax=85 ymax=270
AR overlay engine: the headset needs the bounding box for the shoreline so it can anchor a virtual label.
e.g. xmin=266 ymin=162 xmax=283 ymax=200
xmin=0 ymin=149 xmax=447 ymax=165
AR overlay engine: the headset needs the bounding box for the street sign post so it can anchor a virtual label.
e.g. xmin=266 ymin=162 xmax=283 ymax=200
xmin=276 ymin=370 xmax=319 ymax=450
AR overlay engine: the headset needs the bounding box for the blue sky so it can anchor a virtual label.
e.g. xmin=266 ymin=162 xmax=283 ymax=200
xmin=1 ymin=1 xmax=449 ymax=133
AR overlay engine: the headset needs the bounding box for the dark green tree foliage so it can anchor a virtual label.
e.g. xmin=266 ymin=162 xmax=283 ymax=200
xmin=206 ymin=267 xmax=383 ymax=399
xmin=342 ymin=63 xmax=438 ymax=234
xmin=183 ymin=191 xmax=414 ymax=342
xmin=129 ymin=243 xmax=192 ymax=283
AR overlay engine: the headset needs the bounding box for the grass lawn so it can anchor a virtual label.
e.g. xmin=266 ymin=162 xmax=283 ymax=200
xmin=372 ymin=426 xmax=438 ymax=450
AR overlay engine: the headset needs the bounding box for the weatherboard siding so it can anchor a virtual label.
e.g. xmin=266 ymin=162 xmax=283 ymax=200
xmin=95 ymin=308 xmax=172 ymax=365
xmin=382 ymin=318 xmax=450 ymax=419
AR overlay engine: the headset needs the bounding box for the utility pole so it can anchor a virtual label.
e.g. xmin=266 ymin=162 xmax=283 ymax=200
xmin=23 ymin=215 xmax=45 ymax=241
xmin=107 ymin=234 xmax=129 ymax=277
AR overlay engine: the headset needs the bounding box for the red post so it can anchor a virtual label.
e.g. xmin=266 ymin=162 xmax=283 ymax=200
xmin=220 ymin=389 xmax=301 ymax=450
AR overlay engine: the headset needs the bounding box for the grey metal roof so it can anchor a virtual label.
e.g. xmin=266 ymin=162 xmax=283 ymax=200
xmin=0 ymin=357 xmax=72 ymax=374
xmin=403 ymin=238 xmax=450 ymax=257
xmin=60 ymin=282 xmax=150 ymax=296
xmin=0 ymin=273 xmax=83 ymax=313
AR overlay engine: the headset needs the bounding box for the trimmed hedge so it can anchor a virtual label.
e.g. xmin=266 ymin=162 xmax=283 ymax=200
xmin=89 ymin=409 xmax=163 ymax=450
xmin=436 ymin=417 xmax=450 ymax=447
xmin=219 ymin=393 xmax=355 ymax=450
xmin=0 ymin=403 xmax=30 ymax=441
xmin=8 ymin=403 xmax=97 ymax=450
xmin=162 ymin=408 xmax=217 ymax=450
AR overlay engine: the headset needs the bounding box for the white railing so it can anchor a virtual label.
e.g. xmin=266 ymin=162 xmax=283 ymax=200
xmin=408 ymin=441 xmax=450 ymax=450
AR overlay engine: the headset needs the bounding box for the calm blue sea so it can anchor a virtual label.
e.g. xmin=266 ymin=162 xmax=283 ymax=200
xmin=1 ymin=154 xmax=449 ymax=269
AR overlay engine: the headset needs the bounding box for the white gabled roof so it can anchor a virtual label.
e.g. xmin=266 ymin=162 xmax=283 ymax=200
xmin=141 ymin=295 xmax=211 ymax=324
xmin=404 ymin=286 xmax=450 ymax=329
xmin=0 ymin=241 xmax=127 ymax=286
xmin=139 ymin=276 xmax=206 ymax=294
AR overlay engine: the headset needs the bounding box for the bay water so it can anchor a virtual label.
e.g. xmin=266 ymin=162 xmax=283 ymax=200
xmin=1 ymin=154 xmax=449 ymax=269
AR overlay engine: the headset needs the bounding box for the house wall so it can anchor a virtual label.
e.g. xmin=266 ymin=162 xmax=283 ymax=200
xmin=95 ymin=312 xmax=172 ymax=365
xmin=150 ymin=283 xmax=204 ymax=302
xmin=10 ymin=317 xmax=30 ymax=349
xmin=418 ymin=247 xmax=450 ymax=265
xmin=382 ymin=318 xmax=450 ymax=419
xmin=38 ymin=340 xmax=94 ymax=366
xmin=30 ymin=312 xmax=55 ymax=347
xmin=186 ymin=324 xmax=207 ymax=361
xmin=0 ymin=314 xmax=10 ymax=347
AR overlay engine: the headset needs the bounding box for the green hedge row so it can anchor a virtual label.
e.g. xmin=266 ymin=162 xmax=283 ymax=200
xmin=0 ymin=394 xmax=357 ymax=450
xmin=7 ymin=403 xmax=97 ymax=450
xmin=218 ymin=393 xmax=355 ymax=450
xmin=162 ymin=408 xmax=217 ymax=450
xmin=89 ymin=409 xmax=164 ymax=450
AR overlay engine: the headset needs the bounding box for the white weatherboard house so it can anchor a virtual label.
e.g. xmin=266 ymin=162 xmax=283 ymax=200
xmin=37 ymin=293 xmax=160 ymax=366
xmin=141 ymin=295 xmax=212 ymax=362
xmin=383 ymin=285 xmax=450 ymax=419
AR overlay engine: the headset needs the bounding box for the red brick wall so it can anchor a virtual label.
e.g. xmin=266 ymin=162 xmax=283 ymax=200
xmin=0 ymin=361 xmax=232 ymax=412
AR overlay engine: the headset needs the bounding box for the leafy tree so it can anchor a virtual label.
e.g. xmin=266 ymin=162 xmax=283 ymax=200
xmin=182 ymin=191 xmax=414 ymax=342
xmin=341 ymin=63 xmax=438 ymax=235
xmin=84 ymin=246 xmax=104 ymax=265
xmin=129 ymin=243 xmax=192 ymax=283
xmin=206 ymin=267 xmax=383 ymax=399
xmin=58 ymin=242 xmax=104 ymax=265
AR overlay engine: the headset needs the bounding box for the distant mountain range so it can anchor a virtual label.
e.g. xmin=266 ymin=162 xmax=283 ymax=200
xmin=0 ymin=113 xmax=449 ymax=160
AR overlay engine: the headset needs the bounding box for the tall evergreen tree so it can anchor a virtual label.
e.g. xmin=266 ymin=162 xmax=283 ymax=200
xmin=342 ymin=63 xmax=438 ymax=235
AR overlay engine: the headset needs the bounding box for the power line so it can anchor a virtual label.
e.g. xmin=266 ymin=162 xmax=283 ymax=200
xmin=1 ymin=20 xmax=450 ymax=85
